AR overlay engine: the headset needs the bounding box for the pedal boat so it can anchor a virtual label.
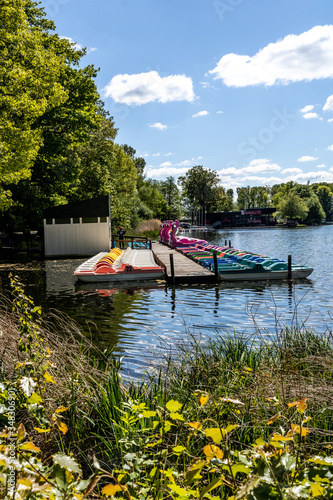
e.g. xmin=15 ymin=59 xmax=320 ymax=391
xmin=74 ymin=247 xmax=165 ymax=282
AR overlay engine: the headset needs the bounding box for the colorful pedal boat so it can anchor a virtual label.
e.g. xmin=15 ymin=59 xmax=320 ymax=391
xmin=74 ymin=247 xmax=165 ymax=282
xmin=175 ymin=244 xmax=313 ymax=281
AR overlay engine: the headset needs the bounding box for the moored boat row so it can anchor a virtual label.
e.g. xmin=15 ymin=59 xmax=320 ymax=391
xmin=173 ymin=243 xmax=313 ymax=281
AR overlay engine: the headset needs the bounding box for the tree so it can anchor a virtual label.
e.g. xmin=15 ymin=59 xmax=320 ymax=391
xmin=315 ymin=185 xmax=332 ymax=220
xmin=0 ymin=0 xmax=68 ymax=209
xmin=178 ymin=166 xmax=221 ymax=210
xmin=159 ymin=177 xmax=181 ymax=219
xmin=277 ymin=190 xmax=309 ymax=221
xmin=305 ymin=194 xmax=325 ymax=224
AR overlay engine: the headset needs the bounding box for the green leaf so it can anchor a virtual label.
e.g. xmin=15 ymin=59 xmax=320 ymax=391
xmin=199 ymin=477 xmax=224 ymax=499
xmin=52 ymin=453 xmax=82 ymax=473
xmin=185 ymin=461 xmax=205 ymax=486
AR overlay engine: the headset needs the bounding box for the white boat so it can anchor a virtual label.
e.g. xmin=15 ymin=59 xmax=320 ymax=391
xmin=74 ymin=247 xmax=165 ymax=282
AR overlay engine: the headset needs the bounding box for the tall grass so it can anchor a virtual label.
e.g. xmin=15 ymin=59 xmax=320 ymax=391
xmin=2 ymin=287 xmax=333 ymax=497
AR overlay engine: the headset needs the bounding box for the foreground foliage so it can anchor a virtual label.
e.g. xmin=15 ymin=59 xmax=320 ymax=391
xmin=1 ymin=279 xmax=333 ymax=498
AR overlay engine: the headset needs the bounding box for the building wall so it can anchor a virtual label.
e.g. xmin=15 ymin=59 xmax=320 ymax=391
xmin=44 ymin=217 xmax=110 ymax=257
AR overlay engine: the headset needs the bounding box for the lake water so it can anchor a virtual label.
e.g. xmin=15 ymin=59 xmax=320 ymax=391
xmin=1 ymin=225 xmax=332 ymax=378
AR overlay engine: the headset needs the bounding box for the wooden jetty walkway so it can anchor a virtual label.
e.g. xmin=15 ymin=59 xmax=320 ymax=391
xmin=151 ymin=242 xmax=217 ymax=284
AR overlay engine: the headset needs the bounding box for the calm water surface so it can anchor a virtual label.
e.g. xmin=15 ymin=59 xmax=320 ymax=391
xmin=1 ymin=225 xmax=332 ymax=378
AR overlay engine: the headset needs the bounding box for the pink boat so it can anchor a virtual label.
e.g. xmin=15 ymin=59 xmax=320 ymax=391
xmin=169 ymin=220 xmax=208 ymax=248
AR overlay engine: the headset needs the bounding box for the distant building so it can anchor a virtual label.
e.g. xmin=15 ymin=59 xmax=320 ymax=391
xmin=206 ymin=208 xmax=276 ymax=228
xmin=43 ymin=196 xmax=111 ymax=257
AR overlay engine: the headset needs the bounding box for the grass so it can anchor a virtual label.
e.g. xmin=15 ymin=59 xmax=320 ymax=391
xmin=132 ymin=218 xmax=161 ymax=239
xmin=2 ymin=283 xmax=333 ymax=498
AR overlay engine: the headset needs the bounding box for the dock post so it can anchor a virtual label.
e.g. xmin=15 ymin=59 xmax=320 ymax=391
xmin=229 ymin=240 xmax=231 ymax=247
xmin=225 ymin=240 xmax=227 ymax=246
xmin=288 ymin=255 xmax=292 ymax=280
xmin=169 ymin=253 xmax=175 ymax=284
xmin=213 ymin=252 xmax=219 ymax=281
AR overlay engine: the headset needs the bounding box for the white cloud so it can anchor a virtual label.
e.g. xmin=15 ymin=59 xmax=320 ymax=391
xmin=220 ymin=159 xmax=281 ymax=176
xmin=286 ymin=170 xmax=333 ymax=182
xmin=209 ymin=25 xmax=333 ymax=87
xmin=149 ymin=122 xmax=167 ymax=130
xmin=147 ymin=167 xmax=189 ymax=178
xmin=192 ymin=110 xmax=209 ymax=118
xmin=328 ymin=118 xmax=333 ymax=123
xmin=60 ymin=36 xmax=96 ymax=54
xmin=316 ymin=163 xmax=327 ymax=168
xmin=297 ymin=155 xmax=318 ymax=162
xmin=103 ymin=70 xmax=195 ymax=105
xmin=327 ymin=145 xmax=333 ymax=151
xmin=165 ymin=152 xmax=175 ymax=156
xmin=160 ymin=161 xmax=172 ymax=168
xmin=281 ymin=168 xmax=303 ymax=174
xmin=302 ymin=112 xmax=321 ymax=120
xmin=216 ymin=110 xmax=224 ymax=114
xmin=152 ymin=152 xmax=161 ymax=157
xmin=300 ymin=105 xmax=314 ymax=113
xmin=323 ymin=95 xmax=333 ymax=111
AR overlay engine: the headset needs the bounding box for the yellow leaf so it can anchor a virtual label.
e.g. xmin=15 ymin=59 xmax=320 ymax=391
xmin=18 ymin=478 xmax=32 ymax=487
xmin=142 ymin=410 xmax=157 ymax=418
xmin=310 ymin=482 xmax=325 ymax=497
xmin=34 ymin=427 xmax=51 ymax=434
xmin=55 ymin=406 xmax=68 ymax=414
xmin=188 ymin=421 xmax=203 ymax=430
xmin=271 ymin=433 xmax=293 ymax=442
xmin=172 ymin=445 xmax=186 ymax=454
xmin=288 ymin=398 xmax=307 ymax=414
xmin=291 ymin=424 xmax=310 ymax=436
xmin=169 ymin=412 xmax=184 ymax=421
xmin=203 ymin=444 xmax=224 ymax=462
xmin=166 ymin=399 xmax=182 ymax=413
xmin=199 ymin=394 xmax=209 ymax=406
xmin=17 ymin=423 xmax=26 ymax=442
xmin=226 ymin=424 xmax=239 ymax=433
xmin=267 ymin=413 xmax=281 ymax=425
xmin=204 ymin=427 xmax=225 ymax=445
xmin=302 ymin=416 xmax=312 ymax=424
xmin=57 ymin=422 xmax=68 ymax=435
xmin=102 ymin=484 xmax=123 ymax=496
xmin=44 ymin=372 xmax=57 ymax=384
xmin=20 ymin=442 xmax=41 ymax=453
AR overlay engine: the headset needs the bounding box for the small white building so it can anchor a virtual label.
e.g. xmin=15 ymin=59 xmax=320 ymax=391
xmin=43 ymin=196 xmax=111 ymax=257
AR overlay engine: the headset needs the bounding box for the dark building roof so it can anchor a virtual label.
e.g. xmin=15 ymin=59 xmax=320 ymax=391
xmin=43 ymin=196 xmax=110 ymax=219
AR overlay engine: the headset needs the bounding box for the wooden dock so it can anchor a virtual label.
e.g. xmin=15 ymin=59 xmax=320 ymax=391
xmin=151 ymin=242 xmax=217 ymax=284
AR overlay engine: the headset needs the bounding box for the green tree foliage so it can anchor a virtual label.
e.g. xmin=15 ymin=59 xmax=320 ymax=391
xmin=0 ymin=0 xmax=68 ymax=209
xmin=305 ymin=193 xmax=326 ymax=224
xmin=237 ymin=186 xmax=270 ymax=210
xmin=277 ymin=189 xmax=309 ymax=221
xmin=178 ymin=165 xmax=221 ymax=211
xmin=314 ymin=185 xmax=333 ymax=220
xmin=159 ymin=176 xmax=182 ymax=219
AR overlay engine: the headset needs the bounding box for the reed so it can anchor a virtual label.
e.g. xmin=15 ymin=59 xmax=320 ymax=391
xmin=1 ymin=283 xmax=333 ymax=498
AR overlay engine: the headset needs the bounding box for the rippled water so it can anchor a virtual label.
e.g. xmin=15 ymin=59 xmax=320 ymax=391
xmin=1 ymin=225 xmax=332 ymax=378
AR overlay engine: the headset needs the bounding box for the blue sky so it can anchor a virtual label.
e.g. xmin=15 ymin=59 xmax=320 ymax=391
xmin=41 ymin=0 xmax=333 ymax=190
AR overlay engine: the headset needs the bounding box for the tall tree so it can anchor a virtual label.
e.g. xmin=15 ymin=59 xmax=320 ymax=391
xmin=178 ymin=165 xmax=221 ymax=210
xmin=0 ymin=0 xmax=68 ymax=209
xmin=315 ymin=185 xmax=332 ymax=220
xmin=277 ymin=189 xmax=309 ymax=221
